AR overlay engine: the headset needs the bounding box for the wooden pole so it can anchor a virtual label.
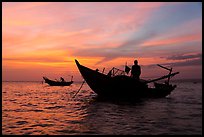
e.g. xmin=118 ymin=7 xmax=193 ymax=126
xmin=157 ymin=64 xmax=172 ymax=71
xmin=72 ymin=80 xmax=86 ymax=98
xmin=145 ymin=72 xmax=179 ymax=84
xmin=167 ymin=68 xmax=172 ymax=84
xmin=102 ymin=68 xmax=105 ymax=74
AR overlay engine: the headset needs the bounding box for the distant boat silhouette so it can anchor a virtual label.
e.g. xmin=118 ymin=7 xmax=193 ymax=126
xmin=75 ymin=59 xmax=179 ymax=100
xmin=43 ymin=76 xmax=73 ymax=86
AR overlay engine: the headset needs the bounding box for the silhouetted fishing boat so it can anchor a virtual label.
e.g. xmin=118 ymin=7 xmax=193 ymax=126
xmin=43 ymin=76 xmax=73 ymax=86
xmin=75 ymin=59 xmax=179 ymax=100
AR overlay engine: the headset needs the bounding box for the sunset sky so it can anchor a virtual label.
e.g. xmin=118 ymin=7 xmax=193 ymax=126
xmin=2 ymin=2 xmax=202 ymax=81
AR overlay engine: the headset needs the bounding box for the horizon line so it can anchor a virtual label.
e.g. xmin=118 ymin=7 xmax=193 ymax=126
xmin=2 ymin=78 xmax=202 ymax=82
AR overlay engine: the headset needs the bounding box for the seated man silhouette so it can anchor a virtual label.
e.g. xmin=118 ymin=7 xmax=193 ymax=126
xmin=131 ymin=60 xmax=141 ymax=80
xmin=60 ymin=77 xmax=65 ymax=82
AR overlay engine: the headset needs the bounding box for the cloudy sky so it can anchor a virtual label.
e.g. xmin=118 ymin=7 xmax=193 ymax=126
xmin=2 ymin=2 xmax=202 ymax=81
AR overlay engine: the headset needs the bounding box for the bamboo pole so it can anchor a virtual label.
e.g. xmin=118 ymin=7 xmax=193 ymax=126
xmin=145 ymin=72 xmax=179 ymax=84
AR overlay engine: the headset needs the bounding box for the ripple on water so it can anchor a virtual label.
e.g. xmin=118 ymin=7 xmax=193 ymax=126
xmin=21 ymin=127 xmax=33 ymax=130
xmin=44 ymin=106 xmax=65 ymax=109
xmin=56 ymin=129 xmax=78 ymax=134
xmin=30 ymin=124 xmax=54 ymax=127
xmin=30 ymin=109 xmax=44 ymax=112
xmin=21 ymin=103 xmax=38 ymax=107
xmin=8 ymin=126 xmax=18 ymax=129
xmin=16 ymin=121 xmax=28 ymax=125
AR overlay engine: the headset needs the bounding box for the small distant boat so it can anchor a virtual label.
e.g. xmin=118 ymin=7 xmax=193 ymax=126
xmin=43 ymin=76 xmax=73 ymax=86
xmin=75 ymin=59 xmax=179 ymax=100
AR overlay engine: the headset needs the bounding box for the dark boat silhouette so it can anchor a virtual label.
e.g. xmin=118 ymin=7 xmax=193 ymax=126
xmin=43 ymin=76 xmax=73 ymax=86
xmin=75 ymin=59 xmax=179 ymax=100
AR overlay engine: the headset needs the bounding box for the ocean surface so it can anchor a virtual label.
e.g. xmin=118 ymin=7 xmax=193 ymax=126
xmin=2 ymin=80 xmax=202 ymax=135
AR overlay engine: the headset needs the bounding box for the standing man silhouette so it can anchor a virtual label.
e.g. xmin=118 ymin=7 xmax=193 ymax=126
xmin=131 ymin=60 xmax=141 ymax=80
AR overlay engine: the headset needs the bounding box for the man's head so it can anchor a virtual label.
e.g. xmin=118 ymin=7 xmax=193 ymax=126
xmin=134 ymin=60 xmax=138 ymax=65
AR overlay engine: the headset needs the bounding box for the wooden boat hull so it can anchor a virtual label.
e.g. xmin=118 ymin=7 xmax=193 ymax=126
xmin=43 ymin=77 xmax=73 ymax=86
xmin=75 ymin=60 xmax=176 ymax=99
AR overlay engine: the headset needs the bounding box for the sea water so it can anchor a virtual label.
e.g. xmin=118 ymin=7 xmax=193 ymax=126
xmin=2 ymin=80 xmax=202 ymax=135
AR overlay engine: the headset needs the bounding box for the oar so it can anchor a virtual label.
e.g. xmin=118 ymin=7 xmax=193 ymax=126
xmin=72 ymin=80 xmax=86 ymax=98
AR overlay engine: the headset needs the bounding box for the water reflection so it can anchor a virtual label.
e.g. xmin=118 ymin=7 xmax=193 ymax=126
xmin=2 ymin=82 xmax=202 ymax=135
